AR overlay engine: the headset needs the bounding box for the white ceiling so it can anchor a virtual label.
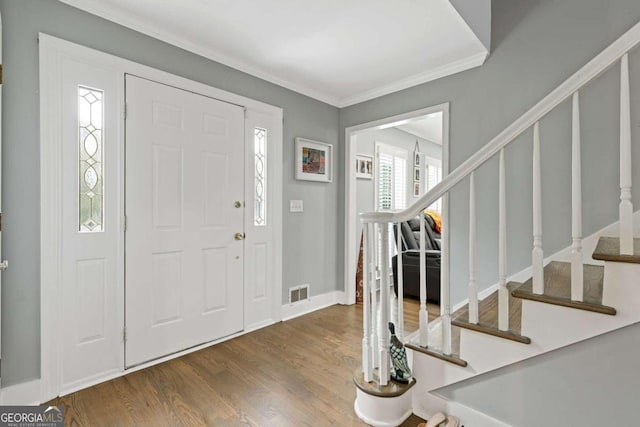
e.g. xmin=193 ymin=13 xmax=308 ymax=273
xmin=397 ymin=112 xmax=443 ymax=145
xmin=60 ymin=0 xmax=489 ymax=107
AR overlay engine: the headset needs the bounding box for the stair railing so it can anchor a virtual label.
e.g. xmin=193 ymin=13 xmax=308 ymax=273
xmin=359 ymin=20 xmax=639 ymax=386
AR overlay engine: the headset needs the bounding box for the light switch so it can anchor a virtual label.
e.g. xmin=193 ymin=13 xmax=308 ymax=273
xmin=290 ymin=200 xmax=304 ymax=213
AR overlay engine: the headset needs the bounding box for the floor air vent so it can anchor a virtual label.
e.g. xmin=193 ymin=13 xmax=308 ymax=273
xmin=289 ymin=284 xmax=310 ymax=304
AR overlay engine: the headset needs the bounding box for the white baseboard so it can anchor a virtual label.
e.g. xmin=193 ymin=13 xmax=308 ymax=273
xmin=0 ymin=379 xmax=41 ymax=405
xmin=281 ymin=291 xmax=346 ymax=321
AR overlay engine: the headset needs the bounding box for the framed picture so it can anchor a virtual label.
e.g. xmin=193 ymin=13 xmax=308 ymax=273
xmin=355 ymin=154 xmax=374 ymax=180
xmin=414 ymin=151 xmax=421 ymax=167
xmin=414 ymin=167 xmax=420 ymax=182
xmin=413 ymin=182 xmax=421 ymax=197
xmin=295 ymin=137 xmax=333 ymax=182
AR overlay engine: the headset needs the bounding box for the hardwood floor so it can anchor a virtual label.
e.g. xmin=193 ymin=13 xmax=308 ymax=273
xmin=48 ymin=300 xmax=437 ymax=427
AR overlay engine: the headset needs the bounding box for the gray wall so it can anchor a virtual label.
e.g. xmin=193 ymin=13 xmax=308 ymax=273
xmin=339 ymin=0 xmax=640 ymax=307
xmin=0 ymin=0 xmax=339 ymax=386
xmin=435 ymin=322 xmax=640 ymax=426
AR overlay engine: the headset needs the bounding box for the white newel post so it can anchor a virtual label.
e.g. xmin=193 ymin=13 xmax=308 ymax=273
xmin=419 ymin=215 xmax=429 ymax=347
xmin=498 ymin=149 xmax=509 ymax=331
xmin=441 ymin=193 xmax=452 ymax=355
xmin=378 ymin=223 xmax=391 ymax=386
xmin=396 ymin=222 xmax=404 ymax=340
xmin=532 ymin=122 xmax=545 ymax=294
xmin=620 ymin=53 xmax=634 ymax=255
xmin=370 ymin=224 xmax=379 ymax=369
xmin=362 ymin=223 xmax=372 ymax=382
xmin=572 ymin=91 xmax=584 ymax=301
xmin=468 ymin=172 xmax=479 ymax=324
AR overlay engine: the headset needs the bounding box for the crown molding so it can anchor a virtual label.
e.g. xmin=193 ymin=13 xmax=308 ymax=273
xmin=336 ymin=50 xmax=488 ymax=108
xmin=60 ymin=0 xmax=488 ymax=108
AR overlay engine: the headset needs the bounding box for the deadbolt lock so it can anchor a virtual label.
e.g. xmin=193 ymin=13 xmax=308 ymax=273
xmin=234 ymin=201 xmax=242 ymax=208
xmin=234 ymin=232 xmax=245 ymax=241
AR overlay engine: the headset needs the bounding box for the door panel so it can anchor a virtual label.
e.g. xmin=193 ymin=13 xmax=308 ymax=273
xmin=60 ymin=58 xmax=122 ymax=391
xmin=125 ymin=75 xmax=244 ymax=367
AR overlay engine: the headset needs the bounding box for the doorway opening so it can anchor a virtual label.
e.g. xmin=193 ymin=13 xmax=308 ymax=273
xmin=343 ymin=104 xmax=450 ymax=334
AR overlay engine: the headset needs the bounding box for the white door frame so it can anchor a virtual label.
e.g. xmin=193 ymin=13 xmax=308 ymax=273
xmin=39 ymin=33 xmax=283 ymax=401
xmin=343 ymin=104 xmax=450 ymax=304
xmin=0 ymin=10 xmax=3 ymax=385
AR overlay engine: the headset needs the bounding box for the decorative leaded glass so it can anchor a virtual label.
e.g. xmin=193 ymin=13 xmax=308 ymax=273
xmin=254 ymin=128 xmax=267 ymax=226
xmin=78 ymin=86 xmax=104 ymax=233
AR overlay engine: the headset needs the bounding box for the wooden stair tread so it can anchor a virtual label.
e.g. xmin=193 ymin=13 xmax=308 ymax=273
xmin=511 ymin=261 xmax=616 ymax=315
xmin=451 ymin=319 xmax=531 ymax=344
xmin=451 ymin=283 xmax=530 ymax=343
xmin=592 ymin=236 xmax=640 ymax=264
xmin=353 ymin=369 xmax=416 ymax=397
xmin=404 ymin=317 xmax=464 ymax=366
xmin=405 ymin=342 xmax=468 ymax=367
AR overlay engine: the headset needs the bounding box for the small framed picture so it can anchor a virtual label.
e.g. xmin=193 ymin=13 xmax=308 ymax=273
xmin=414 ymin=152 xmax=420 ymax=167
xmin=295 ymin=137 xmax=333 ymax=182
xmin=413 ymin=182 xmax=421 ymax=197
xmin=355 ymin=154 xmax=374 ymax=179
xmin=414 ymin=167 xmax=420 ymax=182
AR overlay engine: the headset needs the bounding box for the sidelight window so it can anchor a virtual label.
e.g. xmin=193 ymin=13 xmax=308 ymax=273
xmin=78 ymin=86 xmax=105 ymax=233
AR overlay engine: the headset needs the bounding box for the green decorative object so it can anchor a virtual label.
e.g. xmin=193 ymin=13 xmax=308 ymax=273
xmin=388 ymin=322 xmax=412 ymax=383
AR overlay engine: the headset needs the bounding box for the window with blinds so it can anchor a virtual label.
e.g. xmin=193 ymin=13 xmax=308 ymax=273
xmin=376 ymin=149 xmax=407 ymax=212
xmin=425 ymin=156 xmax=443 ymax=212
xmin=375 ymin=143 xmax=408 ymax=269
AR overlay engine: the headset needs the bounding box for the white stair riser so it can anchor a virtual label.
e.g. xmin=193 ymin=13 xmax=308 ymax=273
xmin=602 ymin=262 xmax=640 ymax=313
xmin=410 ymin=260 xmax=640 ymax=399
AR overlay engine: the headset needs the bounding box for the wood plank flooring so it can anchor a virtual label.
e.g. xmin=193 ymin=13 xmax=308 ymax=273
xmin=48 ymin=300 xmax=439 ymax=427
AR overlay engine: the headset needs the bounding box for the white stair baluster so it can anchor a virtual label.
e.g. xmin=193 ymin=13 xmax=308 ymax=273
xmin=532 ymin=122 xmax=545 ymax=295
xmin=378 ymin=223 xmax=391 ymax=386
xmin=468 ymin=172 xmax=479 ymax=324
xmin=620 ymin=53 xmax=634 ymax=255
xmin=362 ymin=223 xmax=372 ymax=382
xmin=370 ymin=223 xmax=378 ymax=369
xmin=396 ymin=222 xmax=404 ymax=340
xmin=498 ymin=149 xmax=509 ymax=331
xmin=572 ymin=91 xmax=584 ymax=301
xmin=441 ymin=193 xmax=452 ymax=355
xmin=419 ymin=214 xmax=429 ymax=347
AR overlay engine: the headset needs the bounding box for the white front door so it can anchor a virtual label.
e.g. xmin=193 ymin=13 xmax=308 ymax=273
xmin=125 ymin=75 xmax=245 ymax=367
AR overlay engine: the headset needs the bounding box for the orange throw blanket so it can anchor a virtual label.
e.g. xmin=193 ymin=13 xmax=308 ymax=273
xmin=424 ymin=210 xmax=442 ymax=234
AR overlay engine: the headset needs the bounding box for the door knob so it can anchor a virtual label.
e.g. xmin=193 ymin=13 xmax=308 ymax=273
xmin=234 ymin=232 xmax=245 ymax=241
xmin=0 ymin=260 xmax=8 ymax=271
xmin=234 ymin=201 xmax=242 ymax=208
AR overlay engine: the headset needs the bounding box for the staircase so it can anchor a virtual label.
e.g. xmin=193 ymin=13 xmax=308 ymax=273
xmin=353 ymin=21 xmax=640 ymax=427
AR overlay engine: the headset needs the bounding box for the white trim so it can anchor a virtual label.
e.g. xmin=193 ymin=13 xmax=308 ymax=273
xmin=57 ymin=0 xmax=340 ymax=106
xmin=0 ymin=380 xmax=41 ymax=405
xmin=360 ymin=20 xmax=640 ymax=225
xmin=0 ymin=8 xmax=3 ymax=377
xmin=338 ymin=52 xmax=487 ymax=108
xmin=39 ymin=33 xmax=283 ymax=401
xmin=344 ymin=104 xmax=450 ymax=305
xmin=280 ymin=291 xmax=345 ymax=321
xmin=57 ymin=0 xmax=488 ymax=108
